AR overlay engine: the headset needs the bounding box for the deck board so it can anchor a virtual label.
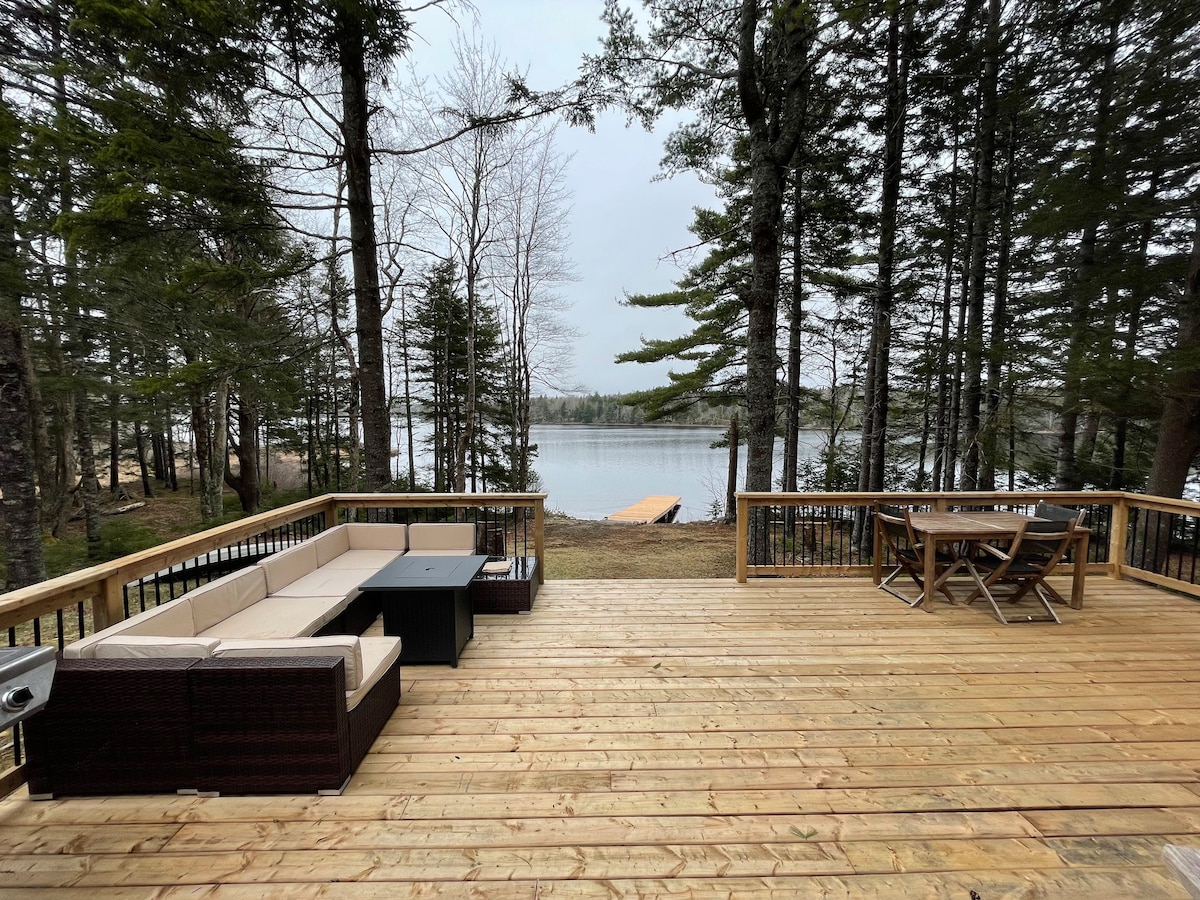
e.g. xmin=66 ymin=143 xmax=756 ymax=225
xmin=1 ymin=576 xmax=1199 ymax=896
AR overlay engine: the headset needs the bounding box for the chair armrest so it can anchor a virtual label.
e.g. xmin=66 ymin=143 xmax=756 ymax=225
xmin=969 ymin=541 xmax=1009 ymax=561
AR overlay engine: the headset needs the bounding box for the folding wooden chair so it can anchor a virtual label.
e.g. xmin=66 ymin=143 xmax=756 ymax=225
xmin=875 ymin=506 xmax=958 ymax=607
xmin=967 ymin=520 xmax=1075 ymax=624
xmin=1032 ymin=502 xmax=1087 ymax=604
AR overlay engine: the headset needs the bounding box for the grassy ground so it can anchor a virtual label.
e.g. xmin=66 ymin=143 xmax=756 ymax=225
xmin=543 ymin=515 xmax=737 ymax=579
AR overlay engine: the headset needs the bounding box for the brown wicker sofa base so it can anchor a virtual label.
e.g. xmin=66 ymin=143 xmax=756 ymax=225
xmin=25 ymin=657 xmax=199 ymax=797
xmin=472 ymin=557 xmax=540 ymax=613
xmin=24 ymin=652 xmax=401 ymax=798
xmin=190 ymin=654 xmax=400 ymax=795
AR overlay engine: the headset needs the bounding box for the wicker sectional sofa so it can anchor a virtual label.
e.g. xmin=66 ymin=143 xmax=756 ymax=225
xmin=25 ymin=521 xmax=477 ymax=798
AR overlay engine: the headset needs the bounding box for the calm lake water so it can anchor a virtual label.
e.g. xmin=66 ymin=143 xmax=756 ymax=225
xmin=528 ymin=425 xmax=831 ymax=522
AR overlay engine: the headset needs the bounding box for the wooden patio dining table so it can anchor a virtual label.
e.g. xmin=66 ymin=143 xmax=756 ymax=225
xmin=887 ymin=510 xmax=1090 ymax=612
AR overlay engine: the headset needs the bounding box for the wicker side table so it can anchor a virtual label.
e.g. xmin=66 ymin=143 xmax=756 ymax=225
xmin=473 ymin=556 xmax=539 ymax=613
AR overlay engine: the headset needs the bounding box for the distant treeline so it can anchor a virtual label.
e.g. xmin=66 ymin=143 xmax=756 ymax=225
xmin=531 ymin=394 xmax=748 ymax=427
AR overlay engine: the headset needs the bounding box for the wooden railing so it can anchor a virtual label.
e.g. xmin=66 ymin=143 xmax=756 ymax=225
xmin=734 ymin=490 xmax=1200 ymax=600
xmin=0 ymin=492 xmax=546 ymax=793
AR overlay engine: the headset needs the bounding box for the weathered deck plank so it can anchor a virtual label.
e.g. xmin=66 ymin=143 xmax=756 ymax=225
xmin=0 ymin=576 xmax=1198 ymax=896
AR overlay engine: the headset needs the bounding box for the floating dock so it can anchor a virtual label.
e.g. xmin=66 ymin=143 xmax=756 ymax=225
xmin=606 ymin=495 xmax=682 ymax=524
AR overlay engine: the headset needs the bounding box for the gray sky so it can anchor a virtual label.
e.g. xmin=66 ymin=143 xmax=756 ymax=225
xmin=406 ymin=1 xmax=721 ymax=395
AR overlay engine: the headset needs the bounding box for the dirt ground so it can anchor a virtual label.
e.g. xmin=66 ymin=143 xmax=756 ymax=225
xmin=542 ymin=515 xmax=737 ymax=579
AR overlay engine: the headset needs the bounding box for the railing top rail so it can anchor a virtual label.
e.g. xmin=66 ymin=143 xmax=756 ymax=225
xmin=332 ymin=492 xmax=548 ymax=507
xmin=1120 ymin=495 xmax=1200 ymax=515
xmin=735 ymin=490 xmax=1130 ymax=504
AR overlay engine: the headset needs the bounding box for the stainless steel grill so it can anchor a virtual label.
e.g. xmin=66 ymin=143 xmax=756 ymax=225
xmin=0 ymin=647 xmax=57 ymax=729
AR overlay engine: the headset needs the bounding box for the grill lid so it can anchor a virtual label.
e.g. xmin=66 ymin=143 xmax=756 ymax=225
xmin=0 ymin=647 xmax=57 ymax=729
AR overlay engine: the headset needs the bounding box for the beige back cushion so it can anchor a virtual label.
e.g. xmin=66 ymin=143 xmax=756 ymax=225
xmin=407 ymin=523 xmax=476 ymax=553
xmin=213 ymin=637 xmax=363 ymax=690
xmin=94 ymin=636 xmax=219 ymax=659
xmin=259 ymin=542 xmax=319 ymax=594
xmin=188 ymin=567 xmax=269 ymax=633
xmin=64 ymin=599 xmax=197 ymax=659
xmin=312 ymin=526 xmax=351 ymax=567
xmin=345 ymin=523 xmax=409 ymax=552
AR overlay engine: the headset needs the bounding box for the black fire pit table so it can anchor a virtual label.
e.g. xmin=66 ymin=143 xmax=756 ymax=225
xmin=358 ymin=555 xmax=490 ymax=667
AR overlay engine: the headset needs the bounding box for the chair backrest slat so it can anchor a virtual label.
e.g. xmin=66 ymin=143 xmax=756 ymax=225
xmin=1034 ymin=502 xmax=1087 ymax=526
xmin=1012 ymin=519 xmax=1076 ymax=566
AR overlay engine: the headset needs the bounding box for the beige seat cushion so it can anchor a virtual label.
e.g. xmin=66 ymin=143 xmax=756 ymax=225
xmin=407 ymin=523 xmax=476 ymax=554
xmin=321 ymin=549 xmax=404 ymax=570
xmin=187 ymin=567 xmax=269 ymax=633
xmin=64 ymin=599 xmax=197 ymax=659
xmin=349 ymin=637 xmax=403 ymax=711
xmin=214 ymin=636 xmax=363 ymax=690
xmin=311 ymin=526 xmax=351 ymax=567
xmin=269 ymin=567 xmax=378 ymax=598
xmin=259 ymin=543 xmax=319 ymax=594
xmin=93 ymin=636 xmax=220 ymax=659
xmin=198 ymin=594 xmax=352 ymax=641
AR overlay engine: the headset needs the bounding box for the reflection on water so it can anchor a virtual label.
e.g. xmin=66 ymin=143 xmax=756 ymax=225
xmin=529 ymin=425 xmax=830 ymax=522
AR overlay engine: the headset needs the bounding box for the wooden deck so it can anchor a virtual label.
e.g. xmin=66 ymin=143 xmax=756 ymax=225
xmin=607 ymin=496 xmax=682 ymax=524
xmin=2 ymin=575 xmax=1199 ymax=897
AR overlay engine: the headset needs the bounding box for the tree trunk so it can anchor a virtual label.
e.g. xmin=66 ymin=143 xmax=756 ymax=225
xmin=454 ymin=133 xmax=488 ymax=494
xmin=860 ymin=0 xmax=910 ymax=500
xmin=165 ymin=421 xmax=178 ymax=491
xmin=0 ymin=95 xmax=47 ymax=588
xmin=1146 ymin=208 xmax=1200 ymax=499
xmin=0 ymin=319 xmax=46 ymax=589
xmin=338 ymin=12 xmax=390 ymax=491
xmin=108 ymin=369 xmax=120 ymax=492
xmin=783 ymin=51 xmax=811 ymax=497
xmin=108 ymin=416 xmax=119 ymax=491
xmin=980 ymin=122 xmax=1018 ymax=490
xmin=224 ymin=392 xmax=261 ymax=513
xmin=1110 ymin=174 xmax=1156 ymax=489
xmin=960 ymin=0 xmax=1001 ymax=491
xmin=133 ymin=420 xmax=153 ymax=498
xmin=726 ymin=413 xmax=739 ymax=525
xmin=193 ymin=376 xmax=229 ymax=521
xmin=1057 ymin=19 xmax=1118 ymax=490
xmin=737 ymin=1 xmax=809 ymax=562
xmin=73 ymin=386 xmax=101 ymax=555
xmin=743 ymin=142 xmax=783 ymax=512
xmin=21 ymin=324 xmax=57 ymax=530
xmin=944 ymin=149 xmax=978 ymax=493
xmin=931 ymin=120 xmax=956 ymax=491
xmin=400 ymin=291 xmax=417 ymax=490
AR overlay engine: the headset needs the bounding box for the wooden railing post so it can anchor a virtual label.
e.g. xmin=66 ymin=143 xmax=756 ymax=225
xmin=92 ymin=575 xmax=125 ymax=632
xmin=736 ymin=494 xmax=750 ymax=583
xmin=323 ymin=497 xmax=340 ymax=531
xmin=533 ymin=498 xmax=545 ymax=585
xmin=1109 ymin=493 xmax=1130 ymax=581
xmin=871 ymin=508 xmax=882 ymax=585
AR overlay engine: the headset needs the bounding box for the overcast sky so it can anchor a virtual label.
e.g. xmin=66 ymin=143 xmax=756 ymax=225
xmin=405 ymin=1 xmax=721 ymax=396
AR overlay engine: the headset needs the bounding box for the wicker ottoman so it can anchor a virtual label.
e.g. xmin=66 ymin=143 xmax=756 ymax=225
xmin=472 ymin=557 xmax=539 ymax=613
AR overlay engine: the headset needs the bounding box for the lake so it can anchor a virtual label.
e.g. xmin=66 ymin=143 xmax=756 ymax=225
xmin=528 ymin=424 xmax=832 ymax=522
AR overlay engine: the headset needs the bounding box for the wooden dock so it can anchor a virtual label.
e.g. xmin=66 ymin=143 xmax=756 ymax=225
xmin=606 ymin=495 xmax=682 ymax=524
